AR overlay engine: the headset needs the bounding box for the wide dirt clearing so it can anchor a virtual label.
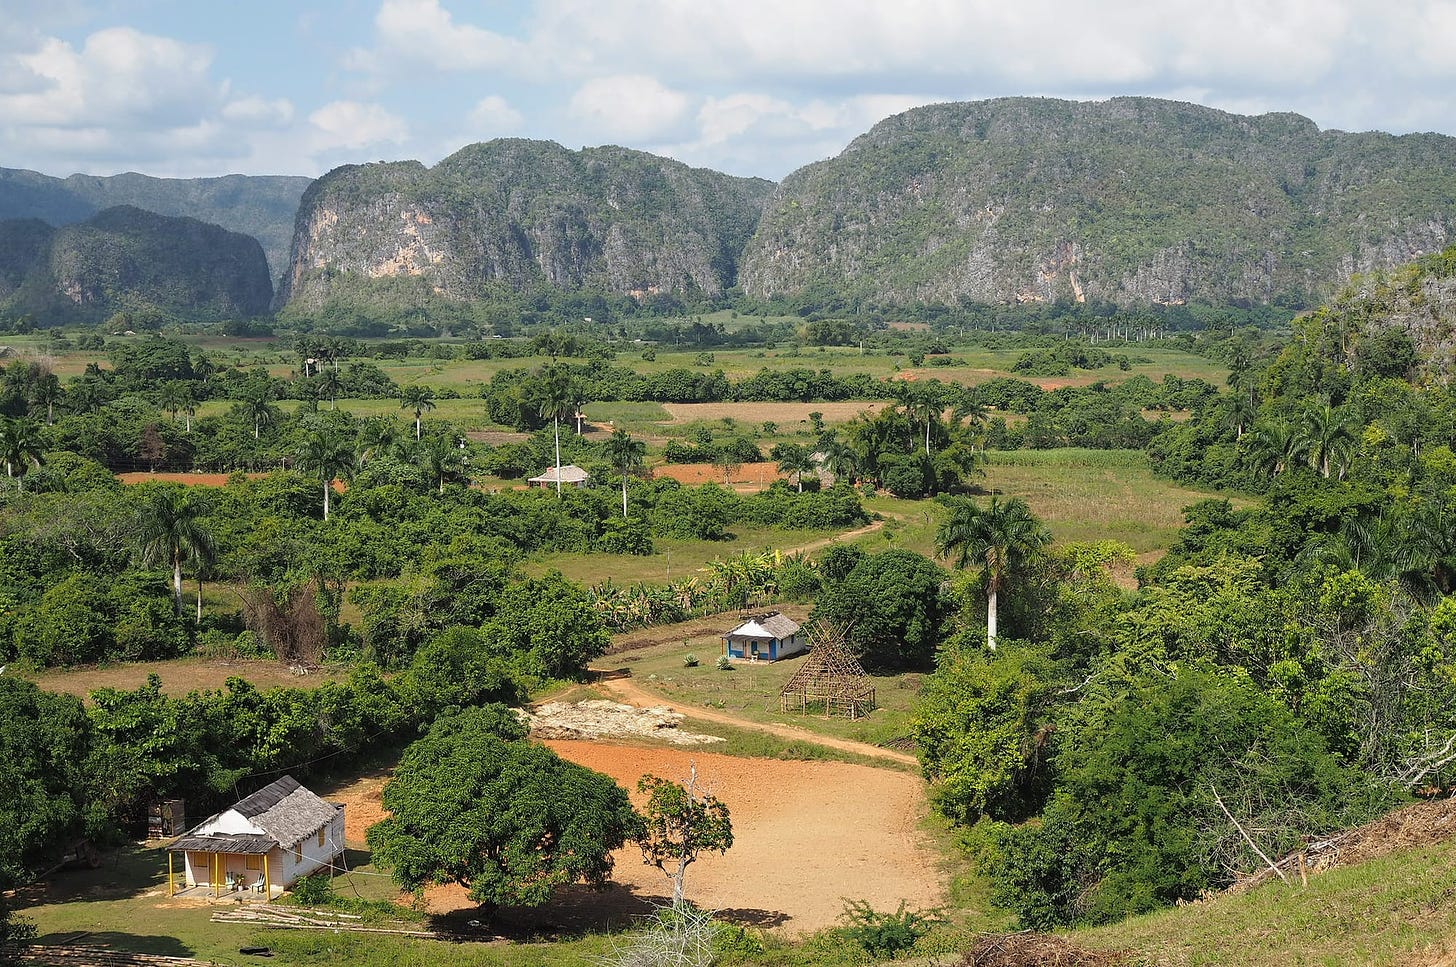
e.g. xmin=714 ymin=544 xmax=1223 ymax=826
xmin=330 ymin=741 xmax=946 ymax=934
xmin=548 ymin=741 xmax=946 ymax=932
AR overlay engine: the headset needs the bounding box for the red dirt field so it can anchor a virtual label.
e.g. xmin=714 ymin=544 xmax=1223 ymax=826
xmin=651 ymin=461 xmax=786 ymax=490
xmin=116 ymin=471 xmax=347 ymax=490
xmin=327 ymin=742 xmax=946 ymax=934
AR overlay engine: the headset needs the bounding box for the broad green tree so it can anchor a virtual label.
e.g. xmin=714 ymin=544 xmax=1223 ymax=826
xmin=368 ymin=706 xmax=638 ymax=912
xmin=936 ymin=496 xmax=1051 ymax=650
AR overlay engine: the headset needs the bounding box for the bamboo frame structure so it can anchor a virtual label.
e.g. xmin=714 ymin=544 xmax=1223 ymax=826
xmin=779 ymin=620 xmax=876 ymax=719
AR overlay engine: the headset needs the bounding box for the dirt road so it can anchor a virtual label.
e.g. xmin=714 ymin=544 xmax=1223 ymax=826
xmin=597 ymin=675 xmax=918 ymax=767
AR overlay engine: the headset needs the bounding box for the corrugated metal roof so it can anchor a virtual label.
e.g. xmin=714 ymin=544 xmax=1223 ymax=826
xmin=234 ymin=776 xmax=302 ymax=818
xmin=167 ymin=833 xmax=275 ymax=854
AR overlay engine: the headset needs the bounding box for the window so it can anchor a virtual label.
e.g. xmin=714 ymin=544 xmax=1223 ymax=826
xmin=317 ymin=828 xmax=325 ymax=848
xmin=245 ymin=856 xmax=260 ymax=871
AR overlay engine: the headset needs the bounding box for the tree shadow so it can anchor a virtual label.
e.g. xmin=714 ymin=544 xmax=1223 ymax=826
xmin=12 ymin=844 xmax=168 ymax=907
xmin=428 ymin=882 xmax=791 ymax=940
xmin=30 ymin=931 xmax=195 ymax=957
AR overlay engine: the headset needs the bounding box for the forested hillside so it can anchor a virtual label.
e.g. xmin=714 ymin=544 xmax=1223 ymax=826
xmin=0 ymin=167 xmax=311 ymax=282
xmin=0 ymin=207 xmax=273 ymax=323
xmin=276 ymin=140 xmax=775 ymax=316
xmin=741 ymin=97 xmax=1456 ymax=309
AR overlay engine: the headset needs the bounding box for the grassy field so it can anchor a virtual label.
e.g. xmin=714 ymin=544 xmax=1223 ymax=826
xmin=19 ymin=657 xmax=350 ymax=699
xmin=1074 ymin=836 xmax=1456 ymax=965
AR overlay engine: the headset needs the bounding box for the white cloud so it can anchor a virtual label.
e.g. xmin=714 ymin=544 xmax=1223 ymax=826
xmin=466 ymin=94 xmax=524 ymax=135
xmin=0 ymin=27 xmax=218 ymax=127
xmin=308 ymin=100 xmax=410 ymax=151
xmin=346 ymin=0 xmax=523 ymax=73
xmin=222 ymin=96 xmax=295 ymax=127
xmin=568 ymin=74 xmax=690 ymax=142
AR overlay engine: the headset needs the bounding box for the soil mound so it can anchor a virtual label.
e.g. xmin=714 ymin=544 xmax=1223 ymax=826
xmin=523 ymin=700 xmax=725 ymax=746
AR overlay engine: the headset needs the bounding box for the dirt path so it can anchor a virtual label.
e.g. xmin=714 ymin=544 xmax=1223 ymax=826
xmin=780 ymin=517 xmax=886 ymax=556
xmin=597 ymin=676 xmax=918 ymax=767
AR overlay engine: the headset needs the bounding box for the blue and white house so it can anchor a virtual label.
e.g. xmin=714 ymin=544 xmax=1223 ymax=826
xmin=723 ymin=612 xmax=805 ymax=662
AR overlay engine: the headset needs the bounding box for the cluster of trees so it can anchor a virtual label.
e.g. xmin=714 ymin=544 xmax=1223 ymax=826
xmin=908 ymin=252 xmax=1456 ymax=929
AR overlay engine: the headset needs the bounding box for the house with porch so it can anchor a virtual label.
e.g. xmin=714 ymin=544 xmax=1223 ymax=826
xmin=166 ymin=775 xmax=345 ymax=900
xmin=723 ymin=612 xmax=805 ymax=662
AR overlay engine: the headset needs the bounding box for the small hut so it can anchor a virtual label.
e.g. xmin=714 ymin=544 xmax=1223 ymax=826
xmin=528 ymin=464 xmax=591 ymax=488
xmin=779 ymin=620 xmax=876 ymax=719
xmin=723 ymin=612 xmax=804 ymax=662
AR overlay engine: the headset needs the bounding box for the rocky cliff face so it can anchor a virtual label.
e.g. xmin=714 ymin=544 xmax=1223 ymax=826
xmin=276 ymin=140 xmax=775 ymax=312
xmin=0 ymin=206 xmax=273 ymax=322
xmin=0 ymin=167 xmax=311 ymax=283
xmin=739 ymin=97 xmax=1456 ymax=308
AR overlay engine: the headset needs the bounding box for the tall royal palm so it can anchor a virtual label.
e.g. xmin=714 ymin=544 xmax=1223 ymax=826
xmin=936 ymin=495 xmax=1050 ymax=650
xmin=1294 ymin=401 xmax=1356 ymax=479
xmin=0 ymin=416 xmax=47 ymax=490
xmin=30 ymin=372 xmax=63 ymax=426
xmin=237 ymin=386 xmax=280 ymax=440
xmin=416 ymin=435 xmax=468 ymax=494
xmin=134 ymin=485 xmax=215 ymax=615
xmin=534 ymin=368 xmax=577 ymax=495
xmin=603 ymin=428 xmax=647 ymax=517
xmin=297 ymin=429 xmax=357 ymax=521
xmin=399 ymin=386 xmax=437 ymax=441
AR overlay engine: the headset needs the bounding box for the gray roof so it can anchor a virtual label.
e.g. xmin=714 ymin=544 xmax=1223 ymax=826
xmin=727 ymin=612 xmax=801 ymax=639
xmin=529 ymin=464 xmax=590 ymax=483
xmin=179 ymin=775 xmax=341 ymax=850
xmin=168 ymin=833 xmax=275 ymax=854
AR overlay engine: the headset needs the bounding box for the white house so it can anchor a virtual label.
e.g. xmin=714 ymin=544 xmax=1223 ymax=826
xmin=166 ymin=775 xmax=345 ymax=898
xmin=528 ymin=464 xmax=591 ymax=488
xmin=723 ymin=612 xmax=805 ymax=662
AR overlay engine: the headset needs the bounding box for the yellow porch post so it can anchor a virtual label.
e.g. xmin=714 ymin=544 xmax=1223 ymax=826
xmin=167 ymin=852 xmax=174 ymax=897
xmin=263 ymin=854 xmax=270 ymax=901
xmin=213 ymin=852 xmax=219 ymax=897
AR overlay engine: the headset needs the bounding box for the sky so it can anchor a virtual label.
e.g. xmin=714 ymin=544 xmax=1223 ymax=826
xmin=2 ymin=0 xmax=1456 ymax=182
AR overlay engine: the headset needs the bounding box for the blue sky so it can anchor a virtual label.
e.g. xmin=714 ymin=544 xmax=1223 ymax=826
xmin=3 ymin=0 xmax=1456 ymax=181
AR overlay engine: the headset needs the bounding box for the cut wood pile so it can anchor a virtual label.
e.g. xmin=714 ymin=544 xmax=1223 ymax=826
xmin=17 ymin=944 xmax=223 ymax=967
xmin=961 ymin=933 xmax=1126 ymax=966
xmin=1229 ymin=795 xmax=1456 ymax=894
xmin=522 ymin=700 xmax=725 ymax=746
xmin=209 ymin=904 xmax=442 ymax=938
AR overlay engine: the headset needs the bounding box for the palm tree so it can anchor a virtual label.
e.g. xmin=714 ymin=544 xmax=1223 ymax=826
xmin=936 ymin=495 xmax=1050 ymax=650
xmin=1241 ymin=418 xmax=1295 ymax=478
xmin=1293 ymin=402 xmax=1357 ymax=479
xmin=157 ymin=381 xmax=191 ymax=426
xmin=181 ymin=399 xmax=197 ymax=435
xmin=416 ymin=435 xmax=468 ymax=494
xmin=905 ymin=386 xmax=941 ymax=456
xmin=236 ymin=386 xmax=280 ymax=440
xmin=30 ymin=372 xmax=62 ymax=426
xmin=358 ymin=418 xmax=406 ymax=465
xmin=819 ymin=433 xmax=860 ymax=485
xmin=603 ymin=428 xmax=647 ymax=517
xmin=399 ymin=386 xmax=437 ymax=441
xmin=134 ymin=485 xmax=214 ymax=615
xmin=774 ymin=442 xmax=818 ymax=492
xmin=0 ymin=416 xmax=46 ymax=490
xmin=533 ymin=369 xmax=577 ymax=495
xmin=319 ymin=368 xmax=343 ymax=411
xmin=297 ymin=429 xmax=357 ymax=520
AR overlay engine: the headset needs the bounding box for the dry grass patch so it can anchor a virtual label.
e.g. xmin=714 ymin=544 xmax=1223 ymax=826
xmin=24 ymin=658 xmax=348 ymax=699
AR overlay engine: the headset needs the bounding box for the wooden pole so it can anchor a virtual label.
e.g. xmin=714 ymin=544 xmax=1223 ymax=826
xmin=168 ymin=852 xmax=174 ymax=897
xmin=264 ymin=853 xmax=270 ymax=900
xmin=213 ymin=853 xmax=219 ymax=897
